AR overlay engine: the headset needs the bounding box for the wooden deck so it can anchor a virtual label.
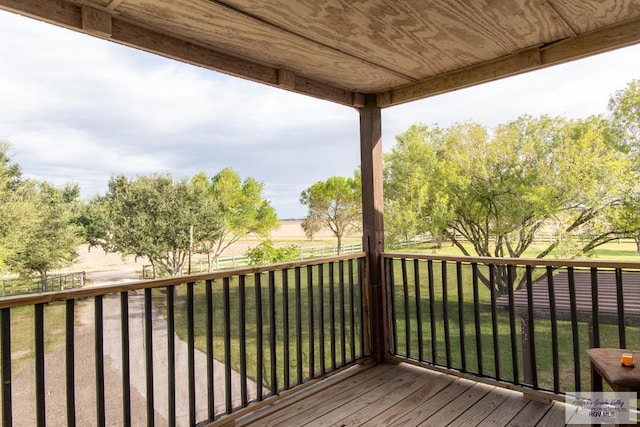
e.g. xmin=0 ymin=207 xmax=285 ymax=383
xmin=234 ymin=363 xmax=568 ymax=427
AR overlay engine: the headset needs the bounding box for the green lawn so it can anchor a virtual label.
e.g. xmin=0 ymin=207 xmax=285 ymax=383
xmin=4 ymin=239 xmax=637 ymax=398
xmin=0 ymin=301 xmax=68 ymax=373
xmin=387 ymin=252 xmax=640 ymax=395
xmin=153 ymin=261 xmax=367 ymax=391
xmin=396 ymin=238 xmax=640 ymax=261
xmin=155 ymin=240 xmax=640 ymax=396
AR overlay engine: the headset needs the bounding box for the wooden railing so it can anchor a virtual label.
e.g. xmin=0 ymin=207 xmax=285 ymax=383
xmin=382 ymin=253 xmax=640 ymax=398
xmin=0 ymin=253 xmax=368 ymax=426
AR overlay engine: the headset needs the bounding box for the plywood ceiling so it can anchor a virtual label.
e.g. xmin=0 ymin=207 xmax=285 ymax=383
xmin=2 ymin=0 xmax=640 ymax=107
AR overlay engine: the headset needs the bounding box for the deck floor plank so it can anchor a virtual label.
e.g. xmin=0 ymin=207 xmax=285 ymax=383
xmin=423 ymin=382 xmax=497 ymax=426
xmin=335 ymin=368 xmax=454 ymax=427
xmin=254 ymin=363 xmax=401 ymax=426
xmin=536 ymin=403 xmax=568 ymax=427
xmin=506 ymin=400 xmax=555 ymax=426
xmin=238 ymin=363 xmax=570 ymax=427
xmin=455 ymin=386 xmax=528 ymax=427
xmin=363 ymin=377 xmax=477 ymax=427
xmin=239 ymin=363 xmax=395 ymax=427
xmin=308 ymin=364 xmax=433 ymax=426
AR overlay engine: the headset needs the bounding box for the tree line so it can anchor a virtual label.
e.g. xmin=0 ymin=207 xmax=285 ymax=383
xmin=1 ymin=78 xmax=639 ymax=291
xmin=0 ymin=152 xmax=278 ymax=287
xmin=383 ymin=78 xmax=640 ymax=264
xmin=302 ymin=79 xmax=640 ymax=294
xmin=80 ymin=168 xmax=278 ymax=278
xmin=0 ymin=143 xmax=83 ymax=290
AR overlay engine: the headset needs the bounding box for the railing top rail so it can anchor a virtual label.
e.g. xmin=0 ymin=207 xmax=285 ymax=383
xmin=381 ymin=252 xmax=640 ymax=270
xmin=0 ymin=252 xmax=366 ymax=310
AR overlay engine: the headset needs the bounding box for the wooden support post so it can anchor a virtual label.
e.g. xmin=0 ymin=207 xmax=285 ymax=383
xmin=359 ymin=94 xmax=385 ymax=362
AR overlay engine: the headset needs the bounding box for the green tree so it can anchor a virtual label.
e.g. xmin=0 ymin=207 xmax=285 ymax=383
xmin=7 ymin=181 xmax=83 ymax=291
xmin=195 ymin=168 xmax=278 ymax=271
xmin=300 ymin=175 xmax=361 ymax=254
xmin=608 ymin=78 xmax=640 ymax=250
xmin=385 ymin=115 xmax=634 ymax=294
xmin=609 ymin=78 xmax=640 ymax=153
xmin=97 ymin=173 xmax=207 ymax=277
xmin=89 ymin=169 xmax=277 ymax=276
xmin=245 ymin=239 xmax=300 ymax=266
xmin=384 ymin=124 xmax=451 ymax=248
xmin=0 ymin=142 xmax=29 ymax=273
xmin=75 ymin=195 xmax=114 ymax=251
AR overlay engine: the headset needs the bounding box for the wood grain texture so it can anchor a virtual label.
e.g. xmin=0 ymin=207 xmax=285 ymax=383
xmin=82 ymin=5 xmax=112 ymax=37
xmin=0 ymin=0 xmax=82 ymax=29
xmin=359 ymin=369 xmax=454 ymax=426
xmin=474 ymin=387 xmax=530 ymax=426
xmin=506 ymin=400 xmax=555 ymax=426
xmin=2 ymin=0 xmax=640 ymax=105
xmin=536 ymin=402 xmax=568 ymax=427
xmin=335 ymin=368 xmax=450 ymax=426
xmin=550 ymin=0 xmax=640 ymax=33
xmin=381 ymin=47 xmax=542 ymax=106
xmin=115 ymin=0 xmax=407 ymax=91
xmin=428 ymin=382 xmax=497 ymax=426
xmin=0 ymin=0 xmax=361 ymax=106
xmin=360 ymin=95 xmax=385 ymax=361
xmin=235 ymin=363 xmax=569 ymax=427
xmin=253 ymin=363 xmax=399 ymax=426
xmin=219 ymin=0 xmax=571 ymax=79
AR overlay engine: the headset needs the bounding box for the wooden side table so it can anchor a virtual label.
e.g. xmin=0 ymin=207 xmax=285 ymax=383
xmin=587 ymin=348 xmax=640 ymax=392
xmin=586 ymin=348 xmax=640 ymax=426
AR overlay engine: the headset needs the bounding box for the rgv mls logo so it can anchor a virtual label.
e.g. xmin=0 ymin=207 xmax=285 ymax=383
xmin=565 ymin=392 xmax=637 ymax=424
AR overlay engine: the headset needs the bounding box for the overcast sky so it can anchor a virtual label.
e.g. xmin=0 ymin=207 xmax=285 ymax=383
xmin=2 ymin=10 xmax=640 ymax=219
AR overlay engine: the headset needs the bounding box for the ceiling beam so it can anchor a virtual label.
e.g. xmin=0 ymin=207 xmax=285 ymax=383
xmin=0 ymin=0 xmax=361 ymax=107
xmin=378 ymin=16 xmax=640 ymax=108
xmin=82 ymin=5 xmax=111 ymax=38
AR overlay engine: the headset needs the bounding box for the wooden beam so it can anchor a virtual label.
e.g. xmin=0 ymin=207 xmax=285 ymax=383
xmin=378 ymin=47 xmax=542 ymax=107
xmin=359 ymin=94 xmax=386 ymax=362
xmin=277 ymin=68 xmax=296 ymax=90
xmin=352 ymin=92 xmax=366 ymax=109
xmin=81 ymin=5 xmax=111 ymax=38
xmin=104 ymin=0 xmax=126 ymax=11
xmin=0 ymin=0 xmax=81 ymax=28
xmin=0 ymin=0 xmax=359 ymax=107
xmin=541 ymin=15 xmax=640 ymax=65
xmin=378 ymin=16 xmax=640 ymax=107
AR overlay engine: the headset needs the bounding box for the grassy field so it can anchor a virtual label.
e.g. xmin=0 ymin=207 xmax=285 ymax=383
xmin=153 ymin=261 xmax=367 ymax=391
xmin=3 ymin=238 xmax=639 ymax=396
xmin=398 ymin=238 xmax=640 ymax=261
xmin=386 ymin=256 xmax=640 ymax=394
xmin=156 ymin=239 xmax=640 ymax=395
xmin=0 ymin=302 xmax=68 ymax=372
